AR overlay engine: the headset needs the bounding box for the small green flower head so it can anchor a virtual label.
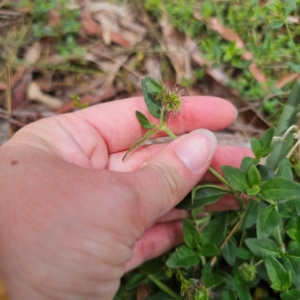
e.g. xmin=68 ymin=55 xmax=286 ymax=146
xmin=239 ymin=262 xmax=256 ymax=282
xmin=160 ymin=86 xmax=184 ymax=115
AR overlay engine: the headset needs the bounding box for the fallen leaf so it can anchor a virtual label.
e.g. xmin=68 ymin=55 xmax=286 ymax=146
xmin=27 ymin=81 xmax=63 ymax=110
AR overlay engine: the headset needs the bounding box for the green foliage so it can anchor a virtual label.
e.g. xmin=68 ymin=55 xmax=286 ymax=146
xmin=119 ymin=76 xmax=300 ymax=299
xmin=145 ymin=0 xmax=300 ymax=116
xmin=21 ymin=0 xmax=85 ymax=60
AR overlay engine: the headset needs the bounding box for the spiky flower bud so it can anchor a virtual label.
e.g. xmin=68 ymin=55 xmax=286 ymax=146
xmin=156 ymin=85 xmax=184 ymax=115
xmin=239 ymin=262 xmax=256 ymax=282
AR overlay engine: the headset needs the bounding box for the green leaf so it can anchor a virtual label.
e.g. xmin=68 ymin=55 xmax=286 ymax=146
xmin=203 ymin=274 xmax=225 ymax=288
xmin=265 ymin=255 xmax=287 ymax=291
xmin=266 ymin=79 xmax=300 ymax=170
xmin=260 ymin=177 xmax=300 ymax=201
xmin=247 ymin=164 xmax=261 ymax=187
xmin=258 ymin=127 xmax=276 ymax=153
xmin=287 ymin=62 xmax=300 ymax=73
xmin=257 ymin=206 xmax=281 ymax=239
xmin=284 ymin=0 xmax=297 ymax=15
xmin=234 ymin=275 xmax=252 ymax=300
xmin=202 ymin=213 xmax=228 ymax=247
xmin=142 ymin=76 xmax=163 ymax=95
xmin=236 ymin=247 xmax=252 ymax=260
xmin=166 ymin=245 xmax=199 ymax=268
xmin=269 ymin=20 xmax=285 ymax=29
xmin=245 ymin=238 xmax=279 ymax=259
xmin=126 ymin=273 xmax=146 ymax=289
xmin=282 ymin=257 xmax=300 ymax=289
xmin=221 ymin=166 xmax=250 ymax=192
xmin=240 ymin=199 xmax=259 ymax=230
xmin=257 ymin=164 xmax=276 ymax=181
xmin=221 ymin=290 xmax=237 ymax=300
xmin=122 ymin=129 xmax=160 ymax=161
xmin=294 ymin=163 xmax=300 ymax=177
xmin=221 ymin=237 xmax=236 ymax=266
xmin=286 ymin=228 xmax=298 ymax=241
xmin=280 ymin=289 xmax=300 ymax=300
xmin=198 ymin=242 xmax=219 ymax=257
xmin=251 ymin=138 xmax=262 ymax=157
xmin=141 ymin=77 xmax=163 ymax=118
xmin=240 ymin=157 xmax=256 ymax=171
xmin=176 ymin=186 xmax=228 ymax=210
xmin=135 ymin=111 xmax=154 ymax=130
xmin=286 ymin=248 xmax=300 ymax=264
xmin=183 ymin=219 xmax=201 ymax=249
xmin=277 ymin=158 xmax=293 ymax=180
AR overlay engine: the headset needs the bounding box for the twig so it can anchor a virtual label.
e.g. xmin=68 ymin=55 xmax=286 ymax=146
xmin=0 ymin=109 xmax=25 ymax=127
xmin=5 ymin=62 xmax=13 ymax=136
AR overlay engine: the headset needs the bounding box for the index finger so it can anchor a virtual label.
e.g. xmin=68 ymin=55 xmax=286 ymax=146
xmin=75 ymin=96 xmax=236 ymax=153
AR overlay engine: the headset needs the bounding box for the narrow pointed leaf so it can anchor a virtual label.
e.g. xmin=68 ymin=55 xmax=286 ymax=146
xmin=282 ymin=257 xmax=300 ymax=289
xmin=221 ymin=166 xmax=250 ymax=192
xmin=277 ymin=158 xmax=293 ymax=180
xmin=240 ymin=199 xmax=259 ymax=230
xmin=122 ymin=129 xmax=159 ymax=161
xmin=265 ymin=255 xmax=287 ymax=291
xmin=257 ymin=206 xmax=281 ymax=239
xmin=183 ymin=219 xmax=201 ymax=249
xmin=166 ymin=245 xmax=199 ymax=268
xmin=245 ymin=238 xmax=278 ymax=258
xmin=141 ymin=77 xmax=162 ymax=118
xmin=247 ymin=164 xmax=261 ymax=187
xmin=198 ymin=242 xmax=219 ymax=256
xmin=202 ymin=213 xmax=227 ymax=246
xmin=221 ymin=290 xmax=237 ymax=300
xmin=221 ymin=236 xmax=236 ymax=266
xmin=281 ymin=289 xmax=300 ymax=300
xmin=286 ymin=248 xmax=300 ymax=264
xmin=251 ymin=138 xmax=262 ymax=157
xmin=260 ymin=177 xmax=300 ymax=201
xmin=266 ymin=79 xmax=300 ymax=170
xmin=234 ymin=275 xmax=252 ymax=300
xmin=258 ymin=127 xmax=276 ymax=153
xmin=257 ymin=164 xmax=276 ymax=181
xmin=203 ymin=274 xmax=225 ymax=288
xmin=176 ymin=187 xmax=228 ymax=210
xmin=135 ymin=111 xmax=154 ymax=129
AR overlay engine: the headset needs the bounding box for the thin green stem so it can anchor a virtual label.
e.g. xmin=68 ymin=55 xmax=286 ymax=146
xmin=285 ymin=21 xmax=300 ymax=63
xmin=148 ymin=274 xmax=182 ymax=300
xmin=163 ymin=126 xmax=177 ymax=140
xmin=208 ymin=167 xmax=235 ymax=192
xmin=275 ymin=204 xmax=285 ymax=253
xmin=253 ymin=260 xmax=264 ymax=268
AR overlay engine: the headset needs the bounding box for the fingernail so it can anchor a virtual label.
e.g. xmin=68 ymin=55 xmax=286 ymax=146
xmin=173 ymin=129 xmax=217 ymax=172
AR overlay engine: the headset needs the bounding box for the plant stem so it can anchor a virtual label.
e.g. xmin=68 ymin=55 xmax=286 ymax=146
xmin=253 ymin=260 xmax=264 ymax=268
xmin=285 ymin=21 xmax=300 ymax=63
xmin=210 ymin=217 xmax=243 ymax=267
xmin=148 ymin=274 xmax=182 ymax=300
xmin=208 ymin=167 xmax=235 ymax=192
xmin=163 ymin=126 xmax=177 ymax=140
xmin=275 ymin=205 xmax=285 ymax=253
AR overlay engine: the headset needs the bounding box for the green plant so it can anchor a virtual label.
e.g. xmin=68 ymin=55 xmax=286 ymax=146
xmin=120 ymin=76 xmax=300 ymax=300
xmin=144 ymin=0 xmax=300 ymax=116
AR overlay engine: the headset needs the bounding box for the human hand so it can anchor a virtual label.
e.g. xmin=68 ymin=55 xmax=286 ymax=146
xmin=0 ymin=96 xmax=251 ymax=299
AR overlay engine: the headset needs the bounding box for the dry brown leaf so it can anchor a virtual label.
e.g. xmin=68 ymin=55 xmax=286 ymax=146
xmin=80 ymin=8 xmax=103 ymax=36
xmin=24 ymin=42 xmax=41 ymax=64
xmin=275 ymin=73 xmax=299 ymax=88
xmin=27 ymin=81 xmax=63 ymax=110
xmin=193 ymin=12 xmax=267 ymax=84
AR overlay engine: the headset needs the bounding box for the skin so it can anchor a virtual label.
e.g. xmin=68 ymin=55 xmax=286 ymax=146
xmin=0 ymin=96 xmax=252 ymax=299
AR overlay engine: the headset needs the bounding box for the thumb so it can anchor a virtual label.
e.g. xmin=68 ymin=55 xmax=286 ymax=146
xmin=128 ymin=129 xmax=217 ymax=225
